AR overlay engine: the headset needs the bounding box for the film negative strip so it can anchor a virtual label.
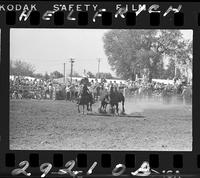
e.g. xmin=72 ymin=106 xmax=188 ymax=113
xmin=0 ymin=0 xmax=199 ymax=177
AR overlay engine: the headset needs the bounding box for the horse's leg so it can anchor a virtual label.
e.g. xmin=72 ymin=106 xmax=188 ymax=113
xmin=105 ymin=104 xmax=107 ymax=113
xmin=87 ymin=103 xmax=89 ymax=111
xmin=100 ymin=103 xmax=102 ymax=110
xmin=72 ymin=91 xmax=75 ymax=101
xmin=103 ymin=103 xmax=105 ymax=112
xmin=94 ymin=93 xmax=96 ymax=101
xmin=122 ymin=102 xmax=125 ymax=113
xmin=116 ymin=103 xmax=119 ymax=115
xmin=111 ymin=104 xmax=114 ymax=116
xmin=70 ymin=91 xmax=73 ymax=101
xmin=78 ymin=104 xmax=80 ymax=113
xmin=112 ymin=104 xmax=115 ymax=115
xmin=71 ymin=91 xmax=74 ymax=101
xmin=73 ymin=91 xmax=75 ymax=101
xmin=122 ymin=99 xmax=125 ymax=113
xmin=90 ymin=96 xmax=93 ymax=111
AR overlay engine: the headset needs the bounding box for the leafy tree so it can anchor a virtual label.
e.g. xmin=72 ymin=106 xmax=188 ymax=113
xmin=87 ymin=71 xmax=95 ymax=78
xmin=10 ymin=60 xmax=35 ymax=77
xmin=50 ymin=70 xmax=64 ymax=79
xmin=96 ymin=72 xmax=113 ymax=79
xmin=34 ymin=73 xmax=44 ymax=79
xmin=161 ymin=59 xmax=175 ymax=79
xmin=44 ymin=72 xmax=50 ymax=80
xmin=162 ymin=40 xmax=192 ymax=80
xmin=103 ymin=30 xmax=192 ymax=81
xmin=73 ymin=71 xmax=81 ymax=77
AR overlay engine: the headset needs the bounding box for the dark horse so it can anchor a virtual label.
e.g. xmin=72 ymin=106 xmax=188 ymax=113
xmin=99 ymin=94 xmax=110 ymax=113
xmin=80 ymin=77 xmax=90 ymax=86
xmin=106 ymin=86 xmax=125 ymax=115
xmin=77 ymin=84 xmax=94 ymax=114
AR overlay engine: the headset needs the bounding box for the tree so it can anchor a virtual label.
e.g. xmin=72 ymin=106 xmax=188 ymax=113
xmin=103 ymin=30 xmax=192 ymax=81
xmin=44 ymin=72 xmax=50 ymax=80
xmin=50 ymin=71 xmax=64 ymax=79
xmin=10 ymin=60 xmax=35 ymax=77
xmin=96 ymin=72 xmax=113 ymax=79
xmin=87 ymin=71 xmax=95 ymax=78
xmin=73 ymin=71 xmax=81 ymax=77
xmin=34 ymin=73 xmax=44 ymax=79
xmin=161 ymin=59 xmax=175 ymax=79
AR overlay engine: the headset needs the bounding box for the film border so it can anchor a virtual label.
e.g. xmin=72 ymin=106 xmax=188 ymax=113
xmin=0 ymin=1 xmax=199 ymax=177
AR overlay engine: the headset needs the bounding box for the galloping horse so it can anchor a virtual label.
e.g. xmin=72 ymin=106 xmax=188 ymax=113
xmin=77 ymin=84 xmax=94 ymax=114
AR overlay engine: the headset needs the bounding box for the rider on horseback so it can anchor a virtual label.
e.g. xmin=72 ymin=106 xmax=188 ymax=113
xmin=105 ymin=85 xmax=125 ymax=115
xmin=82 ymin=84 xmax=90 ymax=96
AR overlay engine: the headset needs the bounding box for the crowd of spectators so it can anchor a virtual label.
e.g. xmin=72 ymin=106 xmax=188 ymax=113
xmin=10 ymin=75 xmax=192 ymax=105
xmin=10 ymin=76 xmax=54 ymax=100
xmin=124 ymin=78 xmax=192 ymax=104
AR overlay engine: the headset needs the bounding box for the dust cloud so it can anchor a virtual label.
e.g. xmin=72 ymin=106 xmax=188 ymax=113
xmin=124 ymin=96 xmax=192 ymax=115
xmin=93 ymin=96 xmax=192 ymax=115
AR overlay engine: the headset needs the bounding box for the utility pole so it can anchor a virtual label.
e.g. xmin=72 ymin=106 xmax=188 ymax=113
xmin=70 ymin=58 xmax=75 ymax=83
xmin=97 ymin=58 xmax=101 ymax=79
xmin=63 ymin=63 xmax=65 ymax=83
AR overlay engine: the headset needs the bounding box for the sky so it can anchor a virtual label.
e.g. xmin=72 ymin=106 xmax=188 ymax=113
xmin=10 ymin=29 xmax=192 ymax=77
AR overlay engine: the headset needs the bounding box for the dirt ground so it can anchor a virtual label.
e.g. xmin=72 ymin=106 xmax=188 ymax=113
xmin=10 ymin=98 xmax=192 ymax=151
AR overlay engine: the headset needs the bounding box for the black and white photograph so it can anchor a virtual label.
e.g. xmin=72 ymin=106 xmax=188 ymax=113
xmin=10 ymin=29 xmax=192 ymax=151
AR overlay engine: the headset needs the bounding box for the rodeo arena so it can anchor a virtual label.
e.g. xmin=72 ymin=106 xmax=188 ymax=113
xmin=10 ymin=71 xmax=192 ymax=150
xmin=9 ymin=29 xmax=192 ymax=151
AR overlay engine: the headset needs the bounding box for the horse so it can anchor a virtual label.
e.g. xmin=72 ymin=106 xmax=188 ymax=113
xmin=80 ymin=77 xmax=90 ymax=86
xmin=99 ymin=94 xmax=109 ymax=113
xmin=107 ymin=87 xmax=125 ymax=115
xmin=77 ymin=84 xmax=94 ymax=114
